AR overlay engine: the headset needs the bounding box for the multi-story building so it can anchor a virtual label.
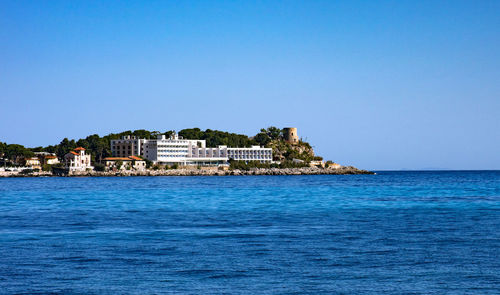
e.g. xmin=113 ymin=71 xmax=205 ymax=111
xmin=142 ymin=134 xmax=206 ymax=163
xmin=188 ymin=145 xmax=272 ymax=165
xmin=227 ymin=146 xmax=272 ymax=162
xmin=110 ymin=132 xmax=272 ymax=166
xmin=110 ymin=135 xmax=145 ymax=157
xmin=64 ymin=147 xmax=93 ymax=171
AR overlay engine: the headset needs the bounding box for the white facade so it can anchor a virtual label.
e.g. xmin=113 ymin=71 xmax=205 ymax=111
xmin=143 ymin=134 xmax=206 ymax=163
xmin=45 ymin=156 xmax=60 ymax=165
xmin=25 ymin=157 xmax=41 ymax=169
xmin=110 ymin=133 xmax=272 ymax=165
xmin=34 ymin=152 xmax=60 ymax=165
xmin=64 ymin=148 xmax=93 ymax=171
xmin=103 ymin=156 xmax=146 ymax=171
xmin=227 ymin=146 xmax=273 ymax=162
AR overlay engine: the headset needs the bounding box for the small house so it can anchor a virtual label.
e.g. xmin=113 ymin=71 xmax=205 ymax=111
xmin=43 ymin=155 xmax=60 ymax=165
xmin=103 ymin=156 xmax=146 ymax=171
xmin=25 ymin=157 xmax=41 ymax=170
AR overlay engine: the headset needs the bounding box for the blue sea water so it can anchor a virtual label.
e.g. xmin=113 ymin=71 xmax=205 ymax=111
xmin=0 ymin=171 xmax=499 ymax=294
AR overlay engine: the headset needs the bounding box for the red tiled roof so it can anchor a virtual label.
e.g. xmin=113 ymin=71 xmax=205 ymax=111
xmin=128 ymin=156 xmax=143 ymax=161
xmin=103 ymin=157 xmax=132 ymax=161
xmin=45 ymin=155 xmax=57 ymax=159
xmin=70 ymin=151 xmax=78 ymax=155
xmin=74 ymin=147 xmax=86 ymax=151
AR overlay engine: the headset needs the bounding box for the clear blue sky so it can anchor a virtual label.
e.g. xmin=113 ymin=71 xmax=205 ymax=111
xmin=1 ymin=0 xmax=499 ymax=170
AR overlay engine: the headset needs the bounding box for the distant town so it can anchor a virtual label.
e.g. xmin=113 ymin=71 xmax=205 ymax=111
xmin=0 ymin=127 xmax=366 ymax=177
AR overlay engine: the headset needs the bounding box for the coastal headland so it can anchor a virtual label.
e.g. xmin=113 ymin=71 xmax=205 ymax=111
xmin=1 ymin=126 xmax=374 ymax=176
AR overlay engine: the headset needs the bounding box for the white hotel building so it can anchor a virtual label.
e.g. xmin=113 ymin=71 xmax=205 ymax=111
xmin=111 ymin=133 xmax=272 ymax=166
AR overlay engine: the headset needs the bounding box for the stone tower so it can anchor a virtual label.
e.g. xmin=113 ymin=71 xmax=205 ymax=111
xmin=283 ymin=127 xmax=299 ymax=144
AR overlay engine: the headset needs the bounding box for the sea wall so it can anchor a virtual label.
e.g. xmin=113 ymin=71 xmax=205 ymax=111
xmin=0 ymin=171 xmax=53 ymax=177
xmin=0 ymin=166 xmax=374 ymax=177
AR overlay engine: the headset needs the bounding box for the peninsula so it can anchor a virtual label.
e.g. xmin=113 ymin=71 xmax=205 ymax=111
xmin=0 ymin=127 xmax=373 ymax=177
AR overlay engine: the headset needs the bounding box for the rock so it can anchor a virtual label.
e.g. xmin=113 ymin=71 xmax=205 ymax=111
xmin=0 ymin=166 xmax=374 ymax=177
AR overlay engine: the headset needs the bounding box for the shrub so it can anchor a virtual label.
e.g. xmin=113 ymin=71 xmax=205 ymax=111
xmin=94 ymin=163 xmax=106 ymax=172
xmin=229 ymin=160 xmax=275 ymax=171
xmin=278 ymin=160 xmax=309 ymax=169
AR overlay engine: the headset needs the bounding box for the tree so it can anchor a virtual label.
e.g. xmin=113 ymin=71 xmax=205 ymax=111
xmin=0 ymin=142 xmax=6 ymax=157
xmin=151 ymin=131 xmax=162 ymax=138
xmin=144 ymin=158 xmax=153 ymax=168
xmin=4 ymin=144 xmax=34 ymax=163
xmin=43 ymin=145 xmax=57 ymax=154
xmin=178 ymin=128 xmax=257 ymax=147
xmin=132 ymin=129 xmax=153 ymax=139
xmin=56 ymin=138 xmax=76 ymax=158
xmin=254 ymin=132 xmax=271 ymax=146
xmin=179 ymin=128 xmax=203 ymax=140
xmin=94 ymin=163 xmax=105 ymax=172
xmin=163 ymin=130 xmax=175 ymax=138
xmin=83 ymin=134 xmax=109 ymax=163
xmin=30 ymin=146 xmax=44 ymax=152
xmin=263 ymin=126 xmax=283 ymax=140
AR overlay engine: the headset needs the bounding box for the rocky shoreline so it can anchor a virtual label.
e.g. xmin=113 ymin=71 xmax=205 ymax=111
xmin=0 ymin=166 xmax=374 ymax=177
